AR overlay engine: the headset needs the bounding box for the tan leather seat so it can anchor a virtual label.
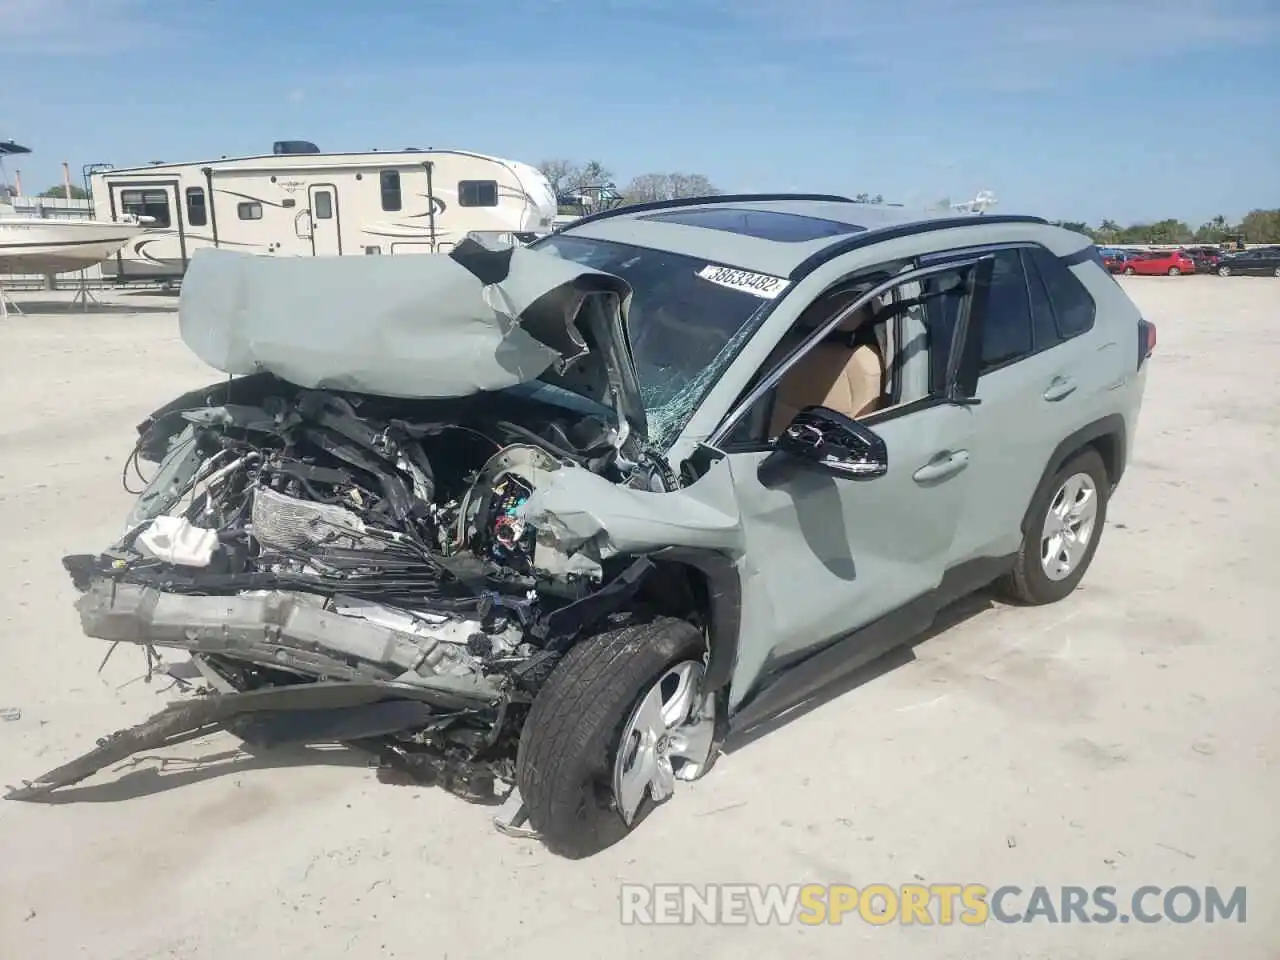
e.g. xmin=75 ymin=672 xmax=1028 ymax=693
xmin=768 ymin=299 xmax=886 ymax=436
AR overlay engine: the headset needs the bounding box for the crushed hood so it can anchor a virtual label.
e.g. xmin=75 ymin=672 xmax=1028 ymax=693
xmin=178 ymin=236 xmax=649 ymax=439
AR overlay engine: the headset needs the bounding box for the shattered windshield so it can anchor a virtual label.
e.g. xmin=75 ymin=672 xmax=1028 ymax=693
xmin=532 ymin=233 xmax=773 ymax=447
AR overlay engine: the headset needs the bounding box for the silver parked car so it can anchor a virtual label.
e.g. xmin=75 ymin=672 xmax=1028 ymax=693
xmin=10 ymin=195 xmax=1155 ymax=858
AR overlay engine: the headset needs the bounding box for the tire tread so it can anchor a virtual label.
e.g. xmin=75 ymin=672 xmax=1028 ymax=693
xmin=516 ymin=616 xmax=703 ymax=856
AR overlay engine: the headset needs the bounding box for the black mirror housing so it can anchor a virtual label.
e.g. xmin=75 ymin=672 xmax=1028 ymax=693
xmin=769 ymin=406 xmax=888 ymax=480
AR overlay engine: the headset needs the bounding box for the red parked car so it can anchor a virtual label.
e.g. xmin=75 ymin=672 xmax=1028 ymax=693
xmin=1104 ymin=251 xmax=1142 ymax=273
xmin=1119 ymin=250 xmax=1196 ymax=276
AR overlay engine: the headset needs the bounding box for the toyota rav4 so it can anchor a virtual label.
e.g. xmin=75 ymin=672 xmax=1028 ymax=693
xmin=9 ymin=195 xmax=1154 ymax=859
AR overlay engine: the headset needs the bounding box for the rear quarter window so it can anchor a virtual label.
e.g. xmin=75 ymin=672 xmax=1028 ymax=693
xmin=1026 ymin=246 xmax=1096 ymax=338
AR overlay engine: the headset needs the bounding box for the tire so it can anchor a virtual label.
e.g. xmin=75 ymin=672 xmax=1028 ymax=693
xmin=1000 ymin=448 xmax=1110 ymax=605
xmin=1273 ymin=266 xmax=1280 ymax=278
xmin=516 ymin=616 xmax=708 ymax=858
xmin=1218 ymin=265 xmax=1231 ymax=277
xmin=1123 ymin=266 xmax=1136 ymax=276
xmin=1167 ymin=267 xmax=1180 ymax=276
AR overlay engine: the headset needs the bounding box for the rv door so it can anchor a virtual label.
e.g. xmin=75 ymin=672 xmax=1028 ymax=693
xmin=307 ymin=184 xmax=341 ymax=256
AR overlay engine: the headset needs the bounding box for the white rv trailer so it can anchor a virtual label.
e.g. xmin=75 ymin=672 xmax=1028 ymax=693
xmin=88 ymin=142 xmax=558 ymax=282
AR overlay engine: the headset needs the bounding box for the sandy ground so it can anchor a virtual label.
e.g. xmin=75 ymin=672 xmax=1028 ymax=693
xmin=0 ymin=278 xmax=1276 ymax=959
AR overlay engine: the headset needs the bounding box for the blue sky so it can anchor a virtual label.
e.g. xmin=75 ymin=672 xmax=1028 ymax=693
xmin=1 ymin=0 xmax=1276 ymax=225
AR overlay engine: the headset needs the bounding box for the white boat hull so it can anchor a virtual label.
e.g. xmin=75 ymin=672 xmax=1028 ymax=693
xmin=0 ymin=218 xmax=146 ymax=275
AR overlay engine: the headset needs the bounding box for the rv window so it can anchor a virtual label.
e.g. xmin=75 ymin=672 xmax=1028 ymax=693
xmin=314 ymin=190 xmax=333 ymax=219
xmin=120 ymin=189 xmax=171 ymax=228
xmin=459 ymin=179 xmax=499 ymax=207
xmin=380 ymin=170 xmax=402 ymax=212
xmin=184 ymin=187 xmax=207 ymax=227
xmin=237 ymin=201 xmax=263 ymax=221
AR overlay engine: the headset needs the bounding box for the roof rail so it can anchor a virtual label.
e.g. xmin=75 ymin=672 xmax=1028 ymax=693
xmin=561 ymin=192 xmax=855 ymax=231
xmin=789 ymin=214 xmax=1049 ymax=280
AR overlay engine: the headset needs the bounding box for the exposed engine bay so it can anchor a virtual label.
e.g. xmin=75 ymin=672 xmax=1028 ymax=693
xmin=8 ymin=371 xmax=681 ymax=801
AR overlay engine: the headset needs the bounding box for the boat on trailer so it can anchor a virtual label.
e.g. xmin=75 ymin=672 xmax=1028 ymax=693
xmin=0 ymin=140 xmax=146 ymax=275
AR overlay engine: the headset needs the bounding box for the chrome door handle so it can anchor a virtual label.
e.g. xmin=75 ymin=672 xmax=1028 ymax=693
xmin=1043 ymin=376 xmax=1078 ymax=401
xmin=913 ymin=450 xmax=969 ymax=483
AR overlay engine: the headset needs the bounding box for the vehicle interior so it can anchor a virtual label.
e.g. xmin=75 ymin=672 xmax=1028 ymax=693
xmin=724 ymin=264 xmax=941 ymax=447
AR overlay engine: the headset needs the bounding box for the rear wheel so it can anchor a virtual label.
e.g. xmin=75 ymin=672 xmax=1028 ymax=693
xmin=1001 ymin=448 xmax=1109 ymax=605
xmin=1273 ymin=266 xmax=1280 ymax=278
xmin=1218 ymin=265 xmax=1231 ymax=277
xmin=516 ymin=616 xmax=715 ymax=858
xmin=1167 ymin=266 xmax=1181 ymax=276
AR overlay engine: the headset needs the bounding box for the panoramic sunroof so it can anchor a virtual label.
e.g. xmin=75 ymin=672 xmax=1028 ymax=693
xmin=640 ymin=206 xmax=868 ymax=242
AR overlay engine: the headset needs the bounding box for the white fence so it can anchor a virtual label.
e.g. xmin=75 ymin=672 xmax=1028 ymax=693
xmin=8 ymin=195 xmax=94 ymax=217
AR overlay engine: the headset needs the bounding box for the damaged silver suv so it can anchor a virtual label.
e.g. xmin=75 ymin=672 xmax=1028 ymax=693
xmin=9 ymin=195 xmax=1155 ymax=858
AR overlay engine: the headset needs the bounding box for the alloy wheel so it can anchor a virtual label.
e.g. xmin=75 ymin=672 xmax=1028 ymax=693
xmin=612 ymin=660 xmax=715 ymax=826
xmin=1040 ymin=472 xmax=1099 ymax=582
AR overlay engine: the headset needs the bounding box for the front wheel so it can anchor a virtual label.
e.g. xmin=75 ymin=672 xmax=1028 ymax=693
xmin=1218 ymin=265 xmax=1231 ymax=277
xmin=1273 ymin=266 xmax=1280 ymax=278
xmin=516 ymin=616 xmax=716 ymax=858
xmin=1000 ymin=448 xmax=1110 ymax=605
xmin=1123 ymin=266 xmax=1136 ymax=276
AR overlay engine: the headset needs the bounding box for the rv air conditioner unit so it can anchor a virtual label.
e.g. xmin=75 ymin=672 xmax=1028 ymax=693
xmin=273 ymin=140 xmax=321 ymax=155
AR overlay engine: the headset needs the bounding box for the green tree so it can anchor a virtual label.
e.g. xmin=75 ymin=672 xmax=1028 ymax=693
xmin=1110 ymin=220 xmax=1190 ymax=244
xmin=38 ymin=184 xmax=88 ymax=200
xmin=1238 ymin=208 xmax=1280 ymax=243
xmin=1148 ymin=219 xmax=1193 ymax=243
xmin=1193 ymin=214 xmax=1232 ymax=243
xmin=1056 ymin=220 xmax=1091 ymax=236
xmin=1093 ymin=219 xmax=1121 ymax=244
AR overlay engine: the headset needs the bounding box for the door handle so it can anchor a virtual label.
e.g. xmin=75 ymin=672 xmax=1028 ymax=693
xmin=1043 ymin=376 xmax=1078 ymax=401
xmin=913 ymin=450 xmax=969 ymax=483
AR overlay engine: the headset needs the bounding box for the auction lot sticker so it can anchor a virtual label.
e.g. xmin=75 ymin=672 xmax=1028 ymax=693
xmin=696 ymin=264 xmax=791 ymax=299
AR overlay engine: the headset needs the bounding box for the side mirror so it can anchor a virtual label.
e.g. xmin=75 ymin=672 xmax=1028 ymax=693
xmin=772 ymin=406 xmax=888 ymax=480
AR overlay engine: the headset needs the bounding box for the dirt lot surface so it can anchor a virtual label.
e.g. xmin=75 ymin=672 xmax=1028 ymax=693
xmin=1 ymin=278 xmax=1277 ymax=959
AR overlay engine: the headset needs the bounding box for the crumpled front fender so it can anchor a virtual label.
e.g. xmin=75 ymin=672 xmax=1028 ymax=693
xmin=518 ymin=455 xmax=745 ymax=566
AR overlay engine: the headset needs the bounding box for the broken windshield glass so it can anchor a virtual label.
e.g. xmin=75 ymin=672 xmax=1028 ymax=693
xmin=532 ymin=234 xmax=772 ymax=447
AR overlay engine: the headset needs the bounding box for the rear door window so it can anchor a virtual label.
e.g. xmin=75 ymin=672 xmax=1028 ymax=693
xmin=977 ymin=250 xmax=1034 ymax=372
xmin=922 ymin=248 xmax=1033 ymax=390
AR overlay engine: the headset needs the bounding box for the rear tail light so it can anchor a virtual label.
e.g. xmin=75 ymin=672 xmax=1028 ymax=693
xmin=1137 ymin=318 xmax=1156 ymax=369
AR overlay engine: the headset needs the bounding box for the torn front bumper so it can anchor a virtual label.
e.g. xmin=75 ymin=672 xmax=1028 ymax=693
xmin=75 ymin=579 xmax=504 ymax=703
xmin=5 ymin=578 xmax=515 ymax=802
